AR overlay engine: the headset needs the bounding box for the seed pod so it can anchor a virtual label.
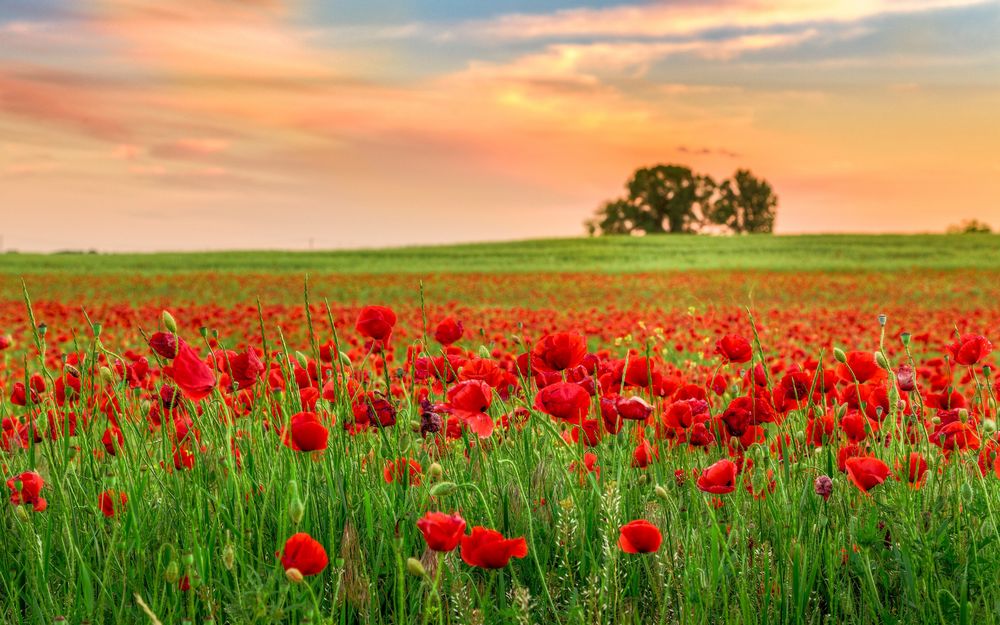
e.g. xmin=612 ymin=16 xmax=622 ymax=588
xmin=406 ymin=557 xmax=427 ymax=578
xmin=429 ymin=481 xmax=458 ymax=497
xmin=162 ymin=310 xmax=178 ymax=333
xmin=428 ymin=462 xmax=443 ymax=481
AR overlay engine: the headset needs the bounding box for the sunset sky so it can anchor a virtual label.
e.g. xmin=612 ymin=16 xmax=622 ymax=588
xmin=1 ymin=0 xmax=998 ymax=251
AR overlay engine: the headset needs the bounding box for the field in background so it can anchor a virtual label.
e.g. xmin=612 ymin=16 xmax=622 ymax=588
xmin=4 ymin=233 xmax=1000 ymax=274
xmin=2 ymin=235 xmax=1000 ymax=624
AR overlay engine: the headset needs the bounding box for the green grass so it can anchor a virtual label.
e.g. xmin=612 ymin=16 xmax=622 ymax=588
xmin=3 ymin=234 xmax=999 ymax=274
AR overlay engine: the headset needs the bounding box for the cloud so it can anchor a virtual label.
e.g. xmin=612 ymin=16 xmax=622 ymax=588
xmin=0 ymin=73 xmax=129 ymax=141
xmin=150 ymin=138 xmax=230 ymax=160
xmin=450 ymin=0 xmax=992 ymax=40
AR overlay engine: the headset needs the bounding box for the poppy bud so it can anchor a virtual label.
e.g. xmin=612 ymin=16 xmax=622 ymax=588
xmin=15 ymin=506 xmax=29 ymax=522
xmin=165 ymin=561 xmax=180 ymax=583
xmin=199 ymin=326 xmax=208 ymax=339
xmin=896 ymin=365 xmax=915 ymax=392
xmin=959 ymin=409 xmax=969 ymax=423
xmin=983 ymin=419 xmax=997 ymax=434
xmin=654 ymin=485 xmax=668 ymax=501
xmin=100 ymin=367 xmax=115 ymax=385
xmin=875 ymin=352 xmax=889 ymax=370
xmin=92 ymin=323 xmax=102 ymax=338
xmin=814 ymin=475 xmax=833 ymax=501
xmin=294 ymin=351 xmax=309 ymax=369
xmin=288 ymin=482 xmax=305 ymax=525
xmin=406 ymin=557 xmax=427 ymax=578
xmin=409 ymin=420 xmax=420 ymax=433
xmin=833 ymin=348 xmax=847 ymax=364
xmin=428 ymin=462 xmax=443 ymax=481
xmin=430 ymin=481 xmax=457 ymax=497
xmin=285 ymin=568 xmax=304 ymax=584
xmin=182 ymin=552 xmax=194 ymax=567
xmin=478 ymin=346 xmax=491 ymax=359
xmin=637 ymin=474 xmax=648 ymax=485
xmin=339 ymin=352 xmax=352 ymax=368
xmin=223 ymin=543 xmax=236 ymax=571
xmin=162 ymin=310 xmax=178 ymax=333
xmin=960 ymin=482 xmax=973 ymax=501
xmin=931 ymin=416 xmax=941 ymax=425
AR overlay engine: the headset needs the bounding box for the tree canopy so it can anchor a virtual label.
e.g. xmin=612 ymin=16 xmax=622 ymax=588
xmin=586 ymin=164 xmax=778 ymax=236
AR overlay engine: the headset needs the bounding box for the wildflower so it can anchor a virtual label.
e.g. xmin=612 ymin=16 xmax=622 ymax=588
xmin=460 ymin=527 xmax=528 ymax=569
xmin=355 ymin=306 xmax=396 ymax=342
xmin=696 ymin=459 xmax=738 ymax=495
xmin=416 ymin=512 xmax=466 ymax=552
xmin=845 ymin=456 xmax=890 ymax=493
xmin=618 ymin=520 xmax=663 ymax=554
xmin=716 ymin=334 xmax=753 ymax=364
xmin=280 ymin=533 xmax=328 ymax=577
xmin=7 ymin=471 xmax=47 ymax=512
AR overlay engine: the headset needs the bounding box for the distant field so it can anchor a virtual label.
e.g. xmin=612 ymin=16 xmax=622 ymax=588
xmin=2 ymin=234 xmax=999 ymax=274
xmin=4 ymin=234 xmax=1000 ymax=625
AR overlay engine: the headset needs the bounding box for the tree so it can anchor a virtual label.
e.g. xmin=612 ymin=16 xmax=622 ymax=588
xmin=947 ymin=219 xmax=992 ymax=234
xmin=708 ymin=169 xmax=778 ymax=234
xmin=586 ymin=164 xmax=716 ymax=236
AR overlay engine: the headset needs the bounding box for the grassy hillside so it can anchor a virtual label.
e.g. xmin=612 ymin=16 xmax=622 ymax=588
xmin=2 ymin=234 xmax=999 ymax=274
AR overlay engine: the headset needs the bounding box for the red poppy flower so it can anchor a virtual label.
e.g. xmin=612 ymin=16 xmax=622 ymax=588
xmin=434 ymin=317 xmax=464 ymax=345
xmin=384 ymin=458 xmax=422 ymax=485
xmin=355 ymin=306 xmax=397 ymax=342
xmin=531 ymin=332 xmax=587 ymax=372
xmin=696 ymin=459 xmax=738 ymax=495
xmin=933 ymin=420 xmax=980 ymax=453
xmin=280 ymin=533 xmax=329 ymax=577
xmin=283 ymin=412 xmax=329 ymax=452
xmin=149 ymin=332 xmax=178 ymax=359
xmin=98 ymin=490 xmax=127 ymax=518
xmin=845 ymin=456 xmax=890 ymax=493
xmin=7 ymin=471 xmax=47 ymax=512
xmin=534 ymin=382 xmax=590 ymax=423
xmin=837 ymin=351 xmax=884 ymax=384
xmin=946 ymin=334 xmax=993 ymax=366
xmin=618 ymin=519 xmax=663 ymax=554
xmin=715 ymin=334 xmax=752 ymax=364
xmin=896 ymin=453 xmax=928 ymax=489
xmin=166 ymin=343 xmax=216 ymax=402
xmin=229 ymin=347 xmax=265 ymax=390
xmin=460 ymin=527 xmax=528 ymax=569
xmin=616 ymin=396 xmax=652 ymax=421
xmin=446 ymin=380 xmax=494 ymax=438
xmin=631 ymin=439 xmax=658 ymax=468
xmin=416 ymin=511 xmax=467 ymax=552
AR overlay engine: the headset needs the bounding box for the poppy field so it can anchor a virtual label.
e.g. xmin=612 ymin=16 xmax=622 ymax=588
xmin=2 ymin=247 xmax=1000 ymax=625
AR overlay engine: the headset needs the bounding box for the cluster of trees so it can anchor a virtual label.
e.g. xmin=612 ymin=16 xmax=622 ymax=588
xmin=585 ymin=164 xmax=778 ymax=236
xmin=947 ymin=219 xmax=992 ymax=234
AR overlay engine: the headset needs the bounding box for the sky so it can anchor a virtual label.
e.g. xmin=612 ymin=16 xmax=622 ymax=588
xmin=1 ymin=0 xmax=998 ymax=252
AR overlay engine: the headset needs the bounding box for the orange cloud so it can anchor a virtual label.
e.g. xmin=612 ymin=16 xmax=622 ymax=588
xmin=453 ymin=0 xmax=991 ymax=39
